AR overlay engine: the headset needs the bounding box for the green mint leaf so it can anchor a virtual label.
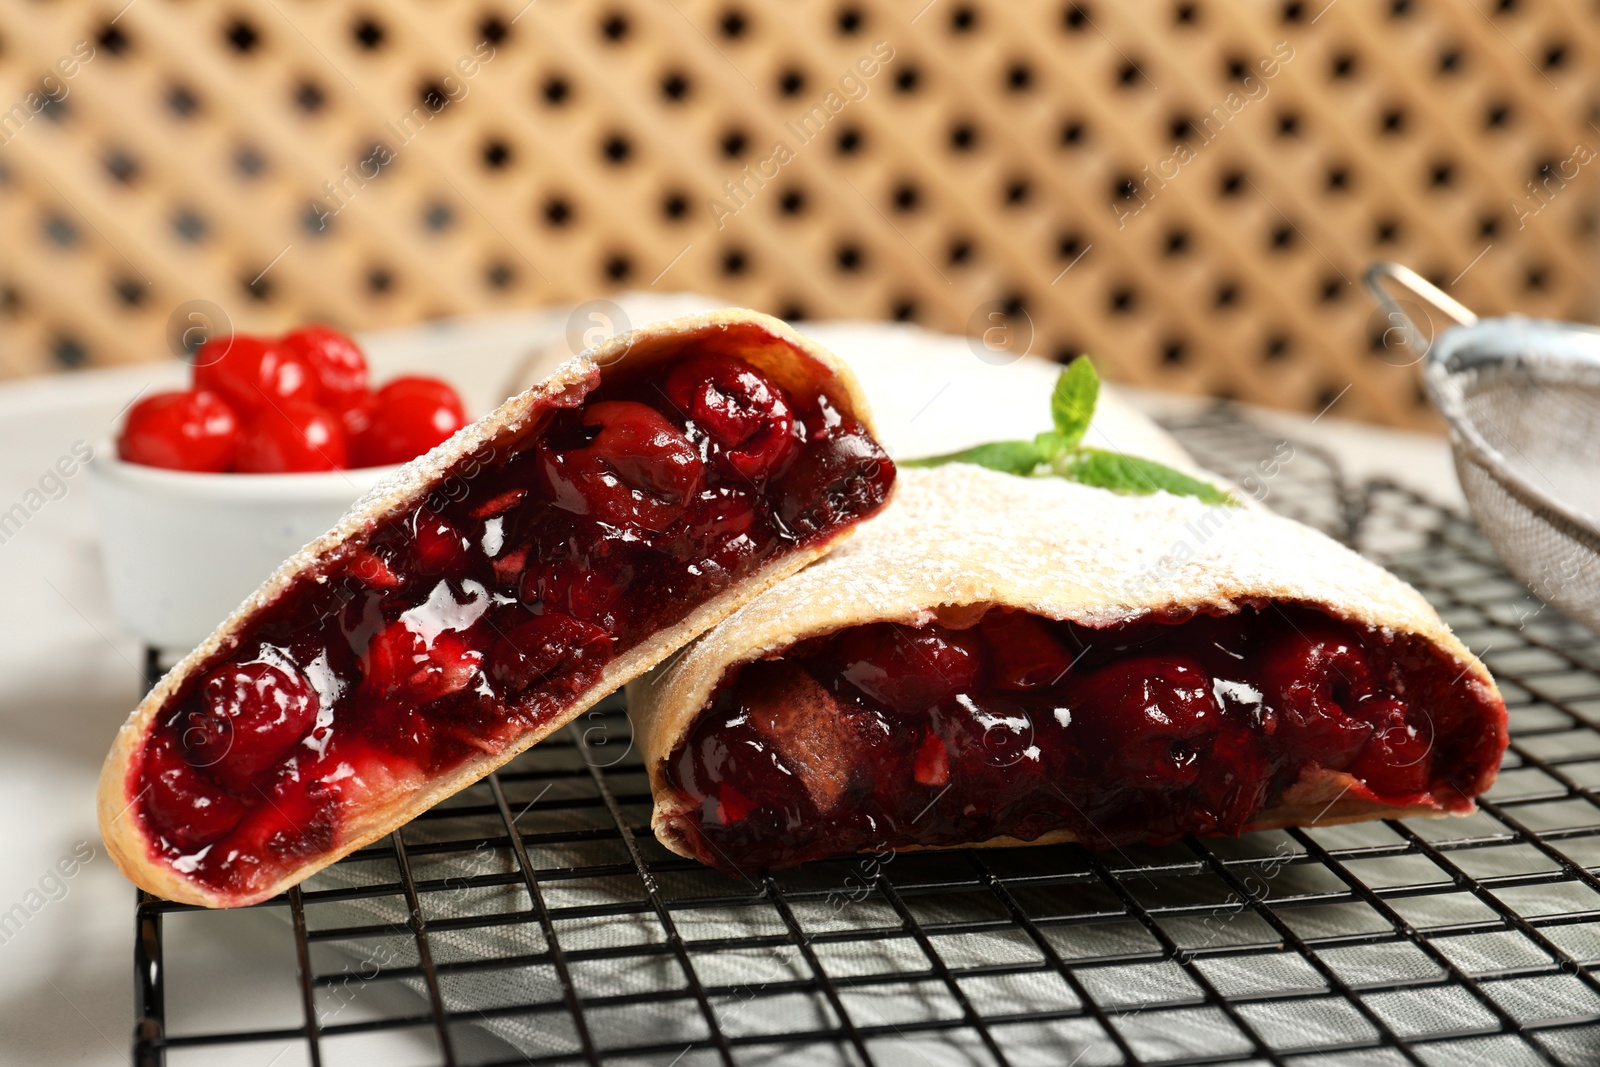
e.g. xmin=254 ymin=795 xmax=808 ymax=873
xmin=1050 ymin=356 xmax=1099 ymax=448
xmin=902 ymin=440 xmax=1046 ymax=475
xmin=1056 ymin=447 xmax=1237 ymax=506
xmin=1032 ymin=430 xmax=1072 ymax=460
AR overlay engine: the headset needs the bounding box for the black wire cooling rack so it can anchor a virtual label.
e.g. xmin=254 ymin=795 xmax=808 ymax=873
xmin=131 ymin=406 xmax=1600 ymax=1067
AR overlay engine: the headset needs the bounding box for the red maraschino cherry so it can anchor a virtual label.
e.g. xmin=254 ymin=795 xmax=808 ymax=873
xmin=117 ymin=390 xmax=241 ymax=472
xmin=351 ymin=376 xmax=466 ymax=467
xmin=235 ymin=401 xmax=348 ymax=473
xmin=194 ymin=335 xmax=318 ymax=417
xmin=280 ymin=324 xmax=369 ymax=412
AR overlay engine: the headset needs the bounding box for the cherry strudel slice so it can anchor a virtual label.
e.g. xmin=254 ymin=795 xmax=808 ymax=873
xmin=99 ymin=310 xmax=896 ymax=907
xmin=632 ymin=465 xmax=1507 ymax=873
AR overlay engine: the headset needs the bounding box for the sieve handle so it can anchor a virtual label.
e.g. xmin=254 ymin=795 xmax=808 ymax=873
xmin=1363 ymin=261 xmax=1478 ymax=358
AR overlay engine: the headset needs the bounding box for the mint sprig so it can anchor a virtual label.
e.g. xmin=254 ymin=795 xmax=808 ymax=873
xmin=904 ymin=356 xmax=1237 ymax=506
xmin=1054 ymin=447 xmax=1235 ymax=505
xmin=908 ymin=440 xmax=1046 ymax=475
xmin=1049 ymin=354 xmax=1098 ymax=448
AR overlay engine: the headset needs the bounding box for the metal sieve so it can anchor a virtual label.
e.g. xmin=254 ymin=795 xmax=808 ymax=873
xmin=1366 ymin=260 xmax=1600 ymax=633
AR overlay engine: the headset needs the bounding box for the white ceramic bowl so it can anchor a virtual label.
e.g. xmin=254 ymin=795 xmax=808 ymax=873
xmin=88 ymin=450 xmax=400 ymax=649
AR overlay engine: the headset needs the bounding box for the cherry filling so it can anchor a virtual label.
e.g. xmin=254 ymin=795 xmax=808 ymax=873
xmin=663 ymin=605 xmax=1507 ymax=871
xmin=132 ymin=350 xmax=894 ymax=897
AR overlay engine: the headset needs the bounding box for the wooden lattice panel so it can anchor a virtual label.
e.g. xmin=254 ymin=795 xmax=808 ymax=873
xmin=2 ymin=0 xmax=1598 ymax=428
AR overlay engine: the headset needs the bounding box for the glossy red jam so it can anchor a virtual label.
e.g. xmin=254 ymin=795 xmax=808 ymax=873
xmin=133 ymin=351 xmax=895 ymax=897
xmin=663 ymin=605 xmax=1507 ymax=871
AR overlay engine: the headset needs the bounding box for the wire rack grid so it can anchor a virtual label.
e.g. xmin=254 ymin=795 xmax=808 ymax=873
xmin=130 ymin=406 xmax=1600 ymax=1067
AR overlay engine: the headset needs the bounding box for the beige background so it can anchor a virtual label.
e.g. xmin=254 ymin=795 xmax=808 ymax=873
xmin=2 ymin=0 xmax=1598 ymax=429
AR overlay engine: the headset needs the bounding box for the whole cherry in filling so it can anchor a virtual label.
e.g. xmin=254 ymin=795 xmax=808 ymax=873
xmin=537 ymin=400 xmax=704 ymax=531
xmin=186 ymin=656 xmax=318 ymax=791
xmin=663 ymin=604 xmax=1507 ymax=871
xmin=131 ymin=345 xmax=895 ymax=898
xmin=663 ymin=354 xmax=798 ymax=480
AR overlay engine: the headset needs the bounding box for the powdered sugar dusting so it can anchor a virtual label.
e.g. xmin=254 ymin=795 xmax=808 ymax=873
xmin=634 ymin=462 xmax=1489 ymax=783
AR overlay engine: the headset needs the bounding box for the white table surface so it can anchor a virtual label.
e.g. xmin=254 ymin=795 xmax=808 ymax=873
xmin=0 ymin=303 xmax=1466 ymax=1065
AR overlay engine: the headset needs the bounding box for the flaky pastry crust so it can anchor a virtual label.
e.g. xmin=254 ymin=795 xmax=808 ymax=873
xmin=98 ymin=309 xmax=888 ymax=907
xmin=631 ymin=451 xmax=1504 ymax=861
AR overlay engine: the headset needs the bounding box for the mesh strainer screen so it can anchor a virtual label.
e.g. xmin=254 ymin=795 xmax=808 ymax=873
xmin=1453 ymin=451 xmax=1600 ymax=633
xmin=1462 ymin=378 xmax=1600 ymax=520
xmin=1451 ymin=370 xmax=1600 ymax=635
